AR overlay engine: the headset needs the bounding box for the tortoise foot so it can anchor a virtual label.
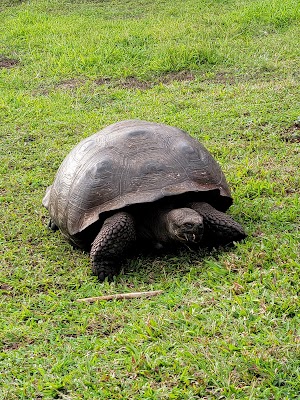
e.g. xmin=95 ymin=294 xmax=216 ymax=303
xmin=94 ymin=260 xmax=119 ymax=282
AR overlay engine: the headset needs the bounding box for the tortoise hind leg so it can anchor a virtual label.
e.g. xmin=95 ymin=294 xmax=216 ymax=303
xmin=90 ymin=211 xmax=136 ymax=282
xmin=188 ymin=202 xmax=246 ymax=246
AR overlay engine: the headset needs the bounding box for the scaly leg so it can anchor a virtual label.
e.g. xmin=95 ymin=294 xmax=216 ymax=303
xmin=90 ymin=211 xmax=136 ymax=282
xmin=188 ymin=202 xmax=246 ymax=246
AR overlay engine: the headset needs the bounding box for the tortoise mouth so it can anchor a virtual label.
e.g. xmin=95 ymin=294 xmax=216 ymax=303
xmin=174 ymin=229 xmax=203 ymax=244
xmin=166 ymin=207 xmax=204 ymax=244
xmin=184 ymin=232 xmax=202 ymax=243
xmin=173 ymin=224 xmax=204 ymax=243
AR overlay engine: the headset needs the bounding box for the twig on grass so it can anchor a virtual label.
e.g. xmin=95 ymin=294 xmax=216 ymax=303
xmin=77 ymin=290 xmax=163 ymax=303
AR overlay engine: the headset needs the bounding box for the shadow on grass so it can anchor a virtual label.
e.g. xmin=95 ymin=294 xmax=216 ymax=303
xmin=120 ymin=242 xmax=237 ymax=284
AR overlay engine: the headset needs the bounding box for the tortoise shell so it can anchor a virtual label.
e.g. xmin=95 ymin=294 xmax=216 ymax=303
xmin=43 ymin=120 xmax=232 ymax=242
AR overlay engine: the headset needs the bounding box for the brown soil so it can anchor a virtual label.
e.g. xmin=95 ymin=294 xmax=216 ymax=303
xmin=281 ymin=121 xmax=300 ymax=143
xmin=94 ymin=70 xmax=195 ymax=89
xmin=0 ymin=57 xmax=19 ymax=68
xmin=56 ymin=78 xmax=83 ymax=90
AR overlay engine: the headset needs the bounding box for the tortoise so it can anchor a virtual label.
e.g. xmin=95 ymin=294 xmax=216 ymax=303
xmin=43 ymin=120 xmax=246 ymax=281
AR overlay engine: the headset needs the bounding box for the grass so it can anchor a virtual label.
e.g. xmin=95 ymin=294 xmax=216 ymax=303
xmin=0 ymin=0 xmax=299 ymax=398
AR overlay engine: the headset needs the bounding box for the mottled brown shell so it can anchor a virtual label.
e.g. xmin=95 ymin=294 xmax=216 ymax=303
xmin=43 ymin=120 xmax=232 ymax=240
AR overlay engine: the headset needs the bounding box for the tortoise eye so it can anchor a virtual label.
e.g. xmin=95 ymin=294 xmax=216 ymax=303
xmin=185 ymin=223 xmax=194 ymax=229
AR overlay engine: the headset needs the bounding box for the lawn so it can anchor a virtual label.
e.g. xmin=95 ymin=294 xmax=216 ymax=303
xmin=0 ymin=0 xmax=299 ymax=399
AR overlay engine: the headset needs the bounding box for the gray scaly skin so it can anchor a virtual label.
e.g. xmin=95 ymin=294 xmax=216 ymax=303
xmin=89 ymin=202 xmax=246 ymax=282
xmin=188 ymin=202 xmax=246 ymax=246
xmin=90 ymin=212 xmax=136 ymax=282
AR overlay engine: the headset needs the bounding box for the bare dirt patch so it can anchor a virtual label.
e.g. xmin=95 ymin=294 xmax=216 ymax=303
xmin=118 ymin=76 xmax=154 ymax=89
xmin=56 ymin=78 xmax=84 ymax=90
xmin=94 ymin=77 xmax=112 ymax=86
xmin=159 ymin=70 xmax=195 ymax=84
xmin=0 ymin=283 xmax=13 ymax=291
xmin=207 ymin=71 xmax=237 ymax=84
xmin=54 ymin=71 xmax=195 ymax=92
xmin=281 ymin=119 xmax=300 ymax=143
xmin=94 ymin=76 xmax=154 ymax=90
xmin=94 ymin=70 xmax=195 ymax=90
xmin=55 ymin=69 xmax=279 ymax=93
xmin=2 ymin=338 xmax=35 ymax=352
xmin=0 ymin=57 xmax=19 ymax=69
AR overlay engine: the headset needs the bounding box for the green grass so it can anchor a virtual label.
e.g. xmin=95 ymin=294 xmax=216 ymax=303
xmin=0 ymin=0 xmax=299 ymax=398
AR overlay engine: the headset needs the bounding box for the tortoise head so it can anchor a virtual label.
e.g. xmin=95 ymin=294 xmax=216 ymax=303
xmin=165 ymin=208 xmax=204 ymax=244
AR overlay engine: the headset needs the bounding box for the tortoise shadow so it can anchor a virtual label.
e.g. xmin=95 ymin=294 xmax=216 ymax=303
xmin=119 ymin=242 xmax=238 ymax=284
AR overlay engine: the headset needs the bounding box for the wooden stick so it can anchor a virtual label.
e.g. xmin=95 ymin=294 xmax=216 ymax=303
xmin=77 ymin=290 xmax=163 ymax=303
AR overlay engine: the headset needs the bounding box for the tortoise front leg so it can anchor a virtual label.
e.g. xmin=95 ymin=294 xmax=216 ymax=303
xmin=188 ymin=202 xmax=246 ymax=246
xmin=90 ymin=211 xmax=136 ymax=282
xmin=47 ymin=218 xmax=59 ymax=231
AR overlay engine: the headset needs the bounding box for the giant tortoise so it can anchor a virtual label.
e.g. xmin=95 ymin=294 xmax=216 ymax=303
xmin=43 ymin=120 xmax=246 ymax=281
